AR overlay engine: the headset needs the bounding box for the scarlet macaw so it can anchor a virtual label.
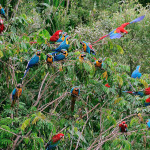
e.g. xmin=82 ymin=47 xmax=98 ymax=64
xmin=119 ymin=121 xmax=128 ymax=140
xmin=56 ymin=32 xmax=67 ymax=42
xmin=131 ymin=65 xmax=142 ymax=78
xmin=11 ymin=84 xmax=23 ymax=107
xmin=146 ymin=119 xmax=150 ymax=128
xmin=0 ymin=4 xmax=7 ymax=19
xmin=145 ymin=97 xmax=150 ymax=107
xmin=22 ymin=50 xmax=41 ymax=80
xmin=0 ymin=19 xmax=4 ymax=34
xmin=94 ymin=15 xmax=145 ymax=43
xmin=94 ymin=57 xmax=106 ymax=69
xmin=80 ymin=41 xmax=96 ymax=55
xmin=50 ymin=30 xmax=62 ymax=43
xmin=52 ymin=36 xmax=71 ymax=53
xmin=105 ymin=83 xmax=110 ymax=88
xmin=123 ymin=87 xmax=150 ymax=97
xmin=46 ymin=53 xmax=54 ymax=64
xmin=53 ymin=50 xmax=68 ymax=61
xmin=71 ymin=87 xmax=80 ymax=112
xmin=46 ymin=133 xmax=64 ymax=150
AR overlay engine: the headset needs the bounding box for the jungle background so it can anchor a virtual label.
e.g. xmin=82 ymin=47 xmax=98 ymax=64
xmin=0 ymin=0 xmax=150 ymax=149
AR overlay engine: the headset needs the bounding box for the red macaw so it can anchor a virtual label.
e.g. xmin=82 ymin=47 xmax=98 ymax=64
xmin=105 ymin=83 xmax=110 ymax=88
xmin=94 ymin=15 xmax=145 ymax=43
xmin=145 ymin=97 xmax=150 ymax=107
xmin=119 ymin=121 xmax=128 ymax=140
xmin=50 ymin=30 xmax=62 ymax=42
xmin=0 ymin=19 xmax=4 ymax=34
xmin=46 ymin=133 xmax=64 ymax=150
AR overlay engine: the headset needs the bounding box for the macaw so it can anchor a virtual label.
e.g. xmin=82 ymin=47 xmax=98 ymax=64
xmin=131 ymin=65 xmax=142 ymax=78
xmin=0 ymin=19 xmax=4 ymax=34
xmin=46 ymin=133 xmax=64 ymax=150
xmin=119 ymin=121 xmax=128 ymax=140
xmin=0 ymin=4 xmax=7 ymax=19
xmin=11 ymin=84 xmax=23 ymax=107
xmin=52 ymin=36 xmax=71 ymax=53
xmin=94 ymin=15 xmax=145 ymax=43
xmin=50 ymin=30 xmax=62 ymax=43
xmin=79 ymin=53 xmax=86 ymax=61
xmin=80 ymin=41 xmax=96 ymax=55
xmin=56 ymin=32 xmax=67 ymax=42
xmin=54 ymin=50 xmax=68 ymax=61
xmin=144 ymin=97 xmax=150 ymax=107
xmin=94 ymin=57 xmax=106 ymax=69
xmin=105 ymin=83 xmax=110 ymax=88
xmin=22 ymin=50 xmax=41 ymax=80
xmin=71 ymin=87 xmax=80 ymax=112
xmin=46 ymin=53 xmax=54 ymax=64
xmin=146 ymin=119 xmax=150 ymax=128
xmin=123 ymin=87 xmax=150 ymax=97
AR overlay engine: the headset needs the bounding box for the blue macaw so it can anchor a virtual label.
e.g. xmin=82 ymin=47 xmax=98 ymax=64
xmin=22 ymin=50 xmax=41 ymax=80
xmin=71 ymin=86 xmax=80 ymax=112
xmin=46 ymin=53 xmax=54 ymax=64
xmin=146 ymin=119 xmax=150 ymax=128
xmin=11 ymin=84 xmax=23 ymax=107
xmin=52 ymin=36 xmax=71 ymax=53
xmin=131 ymin=65 xmax=142 ymax=78
xmin=80 ymin=41 xmax=96 ymax=55
xmin=94 ymin=57 xmax=106 ymax=69
xmin=54 ymin=50 xmax=68 ymax=61
xmin=0 ymin=4 xmax=7 ymax=19
xmin=56 ymin=32 xmax=67 ymax=42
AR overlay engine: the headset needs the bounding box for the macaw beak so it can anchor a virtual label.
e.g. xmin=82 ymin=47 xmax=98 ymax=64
xmin=59 ymin=32 xmax=62 ymax=35
xmin=67 ymin=36 xmax=71 ymax=40
xmin=80 ymin=42 xmax=84 ymax=45
xmin=81 ymin=54 xmax=86 ymax=57
xmin=63 ymin=32 xmax=68 ymax=36
xmin=98 ymin=59 xmax=102 ymax=63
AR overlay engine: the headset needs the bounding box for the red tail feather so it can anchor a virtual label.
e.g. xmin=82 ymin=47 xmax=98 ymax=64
xmin=93 ymin=35 xmax=109 ymax=44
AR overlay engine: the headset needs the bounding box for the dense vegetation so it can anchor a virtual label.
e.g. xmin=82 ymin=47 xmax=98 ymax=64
xmin=0 ymin=0 xmax=150 ymax=149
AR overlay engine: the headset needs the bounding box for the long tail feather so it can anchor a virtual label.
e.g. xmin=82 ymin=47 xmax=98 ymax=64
xmin=22 ymin=68 xmax=29 ymax=80
xmin=130 ymin=15 xmax=145 ymax=24
xmin=71 ymin=96 xmax=76 ymax=112
xmin=122 ymin=91 xmax=134 ymax=94
xmin=11 ymin=100 xmax=16 ymax=107
xmin=93 ymin=34 xmax=109 ymax=44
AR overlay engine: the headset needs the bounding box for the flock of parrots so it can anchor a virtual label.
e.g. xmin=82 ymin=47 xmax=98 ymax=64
xmin=0 ymin=4 xmax=150 ymax=149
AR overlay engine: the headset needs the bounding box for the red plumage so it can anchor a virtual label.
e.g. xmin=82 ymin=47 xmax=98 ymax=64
xmin=145 ymin=87 xmax=150 ymax=95
xmin=146 ymin=97 xmax=150 ymax=103
xmin=50 ymin=30 xmax=62 ymax=42
xmin=0 ymin=22 xmax=4 ymax=34
xmin=119 ymin=121 xmax=127 ymax=132
xmin=105 ymin=83 xmax=110 ymax=88
xmin=51 ymin=133 xmax=64 ymax=143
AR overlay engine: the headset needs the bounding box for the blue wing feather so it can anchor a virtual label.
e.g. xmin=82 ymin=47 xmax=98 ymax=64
xmin=110 ymin=33 xmax=122 ymax=39
xmin=12 ymin=88 xmax=17 ymax=100
xmin=54 ymin=54 xmax=65 ymax=61
xmin=130 ymin=15 xmax=145 ymax=24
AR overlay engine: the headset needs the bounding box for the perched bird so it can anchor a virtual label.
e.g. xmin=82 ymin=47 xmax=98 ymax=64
xmin=79 ymin=53 xmax=86 ymax=61
xmin=54 ymin=50 xmax=68 ymax=61
xmin=119 ymin=121 xmax=128 ymax=140
xmin=52 ymin=36 xmax=71 ymax=53
xmin=0 ymin=19 xmax=4 ymax=34
xmin=131 ymin=65 xmax=142 ymax=78
xmin=146 ymin=119 xmax=150 ymax=128
xmin=56 ymin=32 xmax=67 ymax=42
xmin=50 ymin=30 xmax=62 ymax=43
xmin=46 ymin=133 xmax=64 ymax=150
xmin=105 ymin=83 xmax=110 ymax=88
xmin=94 ymin=15 xmax=145 ymax=43
xmin=71 ymin=87 xmax=80 ymax=112
xmin=80 ymin=41 xmax=96 ymax=55
xmin=46 ymin=53 xmax=54 ymax=64
xmin=144 ymin=97 xmax=150 ymax=107
xmin=11 ymin=84 xmax=23 ymax=107
xmin=123 ymin=87 xmax=150 ymax=97
xmin=22 ymin=50 xmax=41 ymax=80
xmin=0 ymin=4 xmax=7 ymax=19
xmin=94 ymin=57 xmax=106 ymax=69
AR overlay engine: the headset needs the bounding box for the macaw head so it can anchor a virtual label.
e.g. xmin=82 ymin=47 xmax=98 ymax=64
xmin=47 ymin=53 xmax=54 ymax=63
xmin=52 ymin=133 xmax=64 ymax=143
xmin=16 ymin=83 xmax=22 ymax=88
xmin=36 ymin=50 xmax=41 ymax=56
xmin=0 ymin=19 xmax=3 ymax=24
xmin=64 ymin=35 xmax=71 ymax=44
xmin=80 ymin=41 xmax=87 ymax=52
xmin=98 ymin=58 xmax=103 ymax=63
xmin=122 ymin=121 xmax=126 ymax=126
xmin=55 ymin=30 xmax=62 ymax=36
xmin=79 ymin=53 xmax=86 ymax=60
xmin=0 ymin=4 xmax=2 ymax=9
xmin=136 ymin=65 xmax=140 ymax=72
xmin=71 ymin=86 xmax=80 ymax=96
xmin=61 ymin=49 xmax=68 ymax=57
xmin=61 ymin=32 xmax=68 ymax=41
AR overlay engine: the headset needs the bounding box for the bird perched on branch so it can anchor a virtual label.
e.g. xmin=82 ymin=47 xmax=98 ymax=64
xmin=80 ymin=41 xmax=96 ymax=55
xmin=54 ymin=50 xmax=68 ymax=61
xmin=131 ymin=65 xmax=142 ymax=78
xmin=0 ymin=4 xmax=7 ymax=19
xmin=94 ymin=57 xmax=106 ymax=69
xmin=11 ymin=84 xmax=22 ymax=107
xmin=94 ymin=15 xmax=145 ymax=43
xmin=0 ymin=19 xmax=4 ymax=34
xmin=46 ymin=53 xmax=54 ymax=64
xmin=50 ymin=30 xmax=62 ymax=43
xmin=22 ymin=50 xmax=41 ymax=80
xmin=46 ymin=133 xmax=64 ymax=150
xmin=56 ymin=32 xmax=67 ymax=42
xmin=79 ymin=53 xmax=86 ymax=61
xmin=70 ymin=87 xmax=80 ymax=112
xmin=119 ymin=121 xmax=128 ymax=140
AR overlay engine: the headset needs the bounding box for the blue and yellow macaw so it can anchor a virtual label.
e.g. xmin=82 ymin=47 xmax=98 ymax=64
xmin=78 ymin=53 xmax=86 ymax=61
xmin=70 ymin=87 xmax=80 ymax=112
xmin=94 ymin=57 xmax=106 ymax=69
xmin=94 ymin=15 xmax=145 ymax=43
xmin=80 ymin=41 xmax=96 ymax=55
xmin=146 ymin=119 xmax=150 ymax=128
xmin=56 ymin=32 xmax=67 ymax=42
xmin=131 ymin=65 xmax=142 ymax=78
xmin=11 ymin=84 xmax=23 ymax=107
xmin=0 ymin=4 xmax=7 ymax=19
xmin=52 ymin=36 xmax=71 ymax=53
xmin=54 ymin=50 xmax=68 ymax=61
xmin=46 ymin=53 xmax=54 ymax=64
xmin=22 ymin=50 xmax=41 ymax=80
